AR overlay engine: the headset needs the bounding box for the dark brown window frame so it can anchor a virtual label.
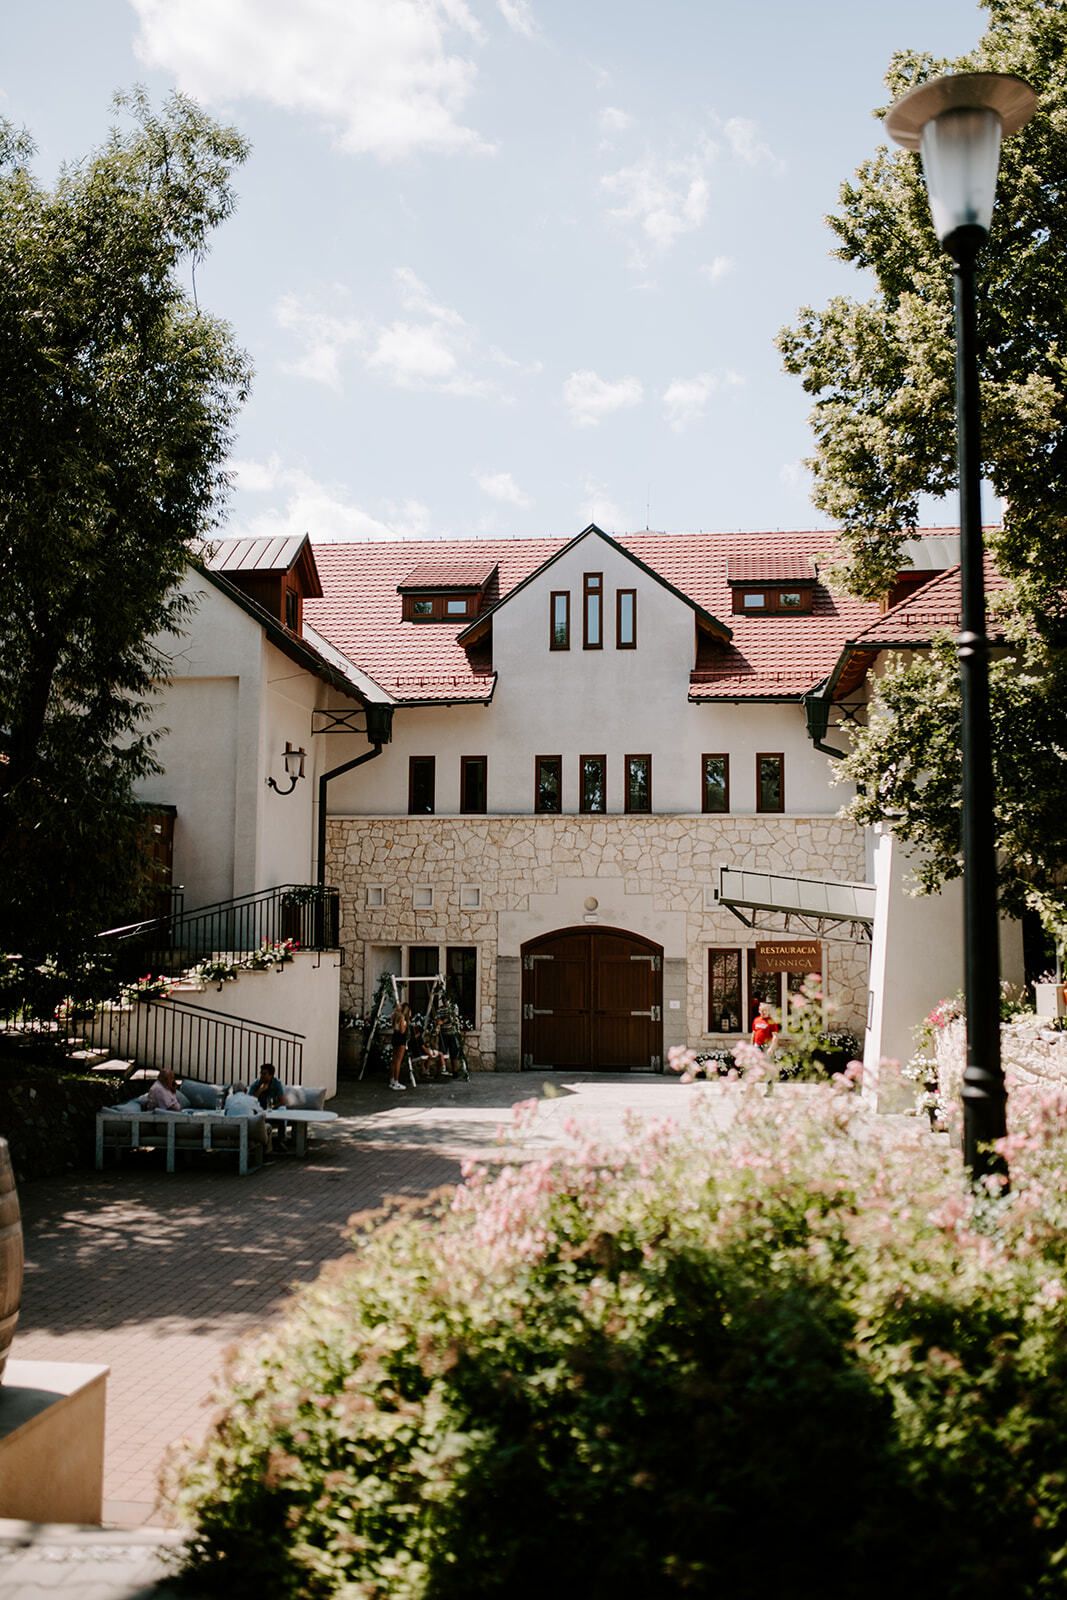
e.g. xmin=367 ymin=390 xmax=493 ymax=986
xmin=624 ymin=753 xmax=651 ymax=813
xmin=756 ymin=752 xmax=784 ymax=814
xmin=408 ymin=756 xmax=436 ymax=815
xmin=579 ymin=753 xmax=607 ymax=813
xmin=583 ymin=572 xmax=603 ymax=650
xmin=549 ymin=591 xmax=570 ymax=651
xmin=708 ymin=947 xmax=744 ymax=1033
xmin=534 ymin=754 xmax=563 ymax=814
xmin=460 ymin=755 xmax=488 ymax=815
xmin=616 ymin=588 xmax=637 ymax=649
xmin=731 ymin=586 xmax=814 ymax=616
xmin=403 ymin=593 xmax=476 ymax=621
xmin=701 ymin=753 xmax=730 ymax=814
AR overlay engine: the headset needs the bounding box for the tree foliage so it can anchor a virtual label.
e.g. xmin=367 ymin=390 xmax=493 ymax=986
xmin=0 ymin=90 xmax=250 ymax=962
xmin=839 ymin=639 xmax=1067 ymax=938
xmin=779 ymin=1 xmax=1067 ymax=932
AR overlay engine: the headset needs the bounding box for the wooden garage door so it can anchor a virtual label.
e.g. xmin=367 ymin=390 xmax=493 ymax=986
xmin=522 ymin=927 xmax=663 ymax=1071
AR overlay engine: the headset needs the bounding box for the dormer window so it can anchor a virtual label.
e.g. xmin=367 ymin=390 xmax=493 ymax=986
xmin=734 ymin=587 xmax=813 ymax=615
xmin=398 ymin=560 xmax=497 ymax=623
xmin=727 ymin=554 xmax=816 ymax=616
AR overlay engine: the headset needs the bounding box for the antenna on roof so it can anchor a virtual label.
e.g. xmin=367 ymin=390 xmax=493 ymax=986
xmin=646 ymin=483 xmax=651 ymax=532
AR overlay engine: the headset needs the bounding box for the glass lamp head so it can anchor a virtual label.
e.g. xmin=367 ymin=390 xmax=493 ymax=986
xmin=884 ymin=72 xmax=1036 ymax=246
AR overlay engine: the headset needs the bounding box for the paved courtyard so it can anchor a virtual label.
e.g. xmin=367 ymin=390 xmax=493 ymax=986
xmin=9 ymin=1071 xmax=726 ymax=1534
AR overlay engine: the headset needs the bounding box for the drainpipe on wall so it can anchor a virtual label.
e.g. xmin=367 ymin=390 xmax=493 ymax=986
xmin=803 ymin=690 xmax=847 ymax=760
xmin=316 ymin=703 xmax=393 ymax=890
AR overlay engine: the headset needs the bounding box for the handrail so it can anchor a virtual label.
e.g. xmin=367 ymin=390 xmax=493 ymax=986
xmin=96 ymin=883 xmax=341 ymax=978
xmin=159 ymin=996 xmax=305 ymax=1040
xmin=88 ymin=993 xmax=305 ymax=1088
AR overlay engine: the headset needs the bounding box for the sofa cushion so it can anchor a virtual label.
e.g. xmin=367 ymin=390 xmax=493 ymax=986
xmin=282 ymin=1085 xmax=327 ymax=1111
xmin=176 ymin=1091 xmax=191 ymax=1110
xmin=104 ymin=1098 xmax=148 ymax=1114
xmin=179 ymin=1078 xmax=221 ymax=1110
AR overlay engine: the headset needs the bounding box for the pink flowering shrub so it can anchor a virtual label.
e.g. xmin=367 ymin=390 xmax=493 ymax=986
xmin=171 ymin=1086 xmax=1067 ymax=1598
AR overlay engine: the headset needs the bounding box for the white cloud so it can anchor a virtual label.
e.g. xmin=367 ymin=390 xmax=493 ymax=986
xmin=780 ymin=459 xmax=813 ymax=496
xmin=475 ymin=470 xmax=532 ymax=508
xmin=661 ymin=369 xmax=743 ymax=431
xmin=563 ymin=369 xmax=643 ymax=428
xmin=497 ymin=0 xmax=536 ymax=38
xmin=275 ymin=293 xmax=363 ymax=391
xmin=661 ymin=374 xmax=717 ymax=432
xmin=228 ymin=456 xmax=432 ymax=541
xmin=367 ymin=320 xmax=471 ymax=390
xmin=599 ymin=105 xmax=633 ymax=135
xmin=700 ymin=255 xmax=734 ymax=285
xmin=601 ymin=136 xmax=716 ymax=252
xmin=722 ymin=115 xmax=780 ymax=170
xmin=275 ymin=267 xmax=531 ymax=398
xmin=129 ymin=0 xmax=493 ymax=161
xmin=580 ymin=476 xmax=624 ymax=532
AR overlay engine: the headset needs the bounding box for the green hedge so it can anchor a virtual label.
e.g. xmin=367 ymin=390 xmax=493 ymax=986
xmin=171 ymin=1085 xmax=1067 ymax=1598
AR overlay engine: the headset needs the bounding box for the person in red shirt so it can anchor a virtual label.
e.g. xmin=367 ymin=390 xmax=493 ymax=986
xmin=752 ymin=1003 xmax=780 ymax=1053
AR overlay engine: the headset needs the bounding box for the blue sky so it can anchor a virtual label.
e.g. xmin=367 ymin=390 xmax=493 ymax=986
xmin=5 ymin=0 xmax=991 ymax=543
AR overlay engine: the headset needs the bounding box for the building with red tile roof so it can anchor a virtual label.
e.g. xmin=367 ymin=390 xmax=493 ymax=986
xmin=306 ymin=525 xmax=894 ymax=706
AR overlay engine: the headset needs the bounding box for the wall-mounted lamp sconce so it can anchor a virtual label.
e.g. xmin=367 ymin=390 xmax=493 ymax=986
xmin=267 ymin=741 xmax=307 ymax=796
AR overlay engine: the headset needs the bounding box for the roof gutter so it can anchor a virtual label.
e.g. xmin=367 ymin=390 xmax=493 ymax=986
xmin=803 ymin=686 xmax=847 ymax=760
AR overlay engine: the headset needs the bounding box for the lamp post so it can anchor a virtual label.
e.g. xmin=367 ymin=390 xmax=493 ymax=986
xmin=885 ymin=73 xmax=1036 ymax=1182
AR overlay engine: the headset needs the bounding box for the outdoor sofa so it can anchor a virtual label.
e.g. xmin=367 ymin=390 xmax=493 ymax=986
xmin=95 ymin=1079 xmax=329 ymax=1177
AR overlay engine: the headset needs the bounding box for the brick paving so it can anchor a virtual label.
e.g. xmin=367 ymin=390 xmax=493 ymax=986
xmin=9 ymin=1072 xmax=716 ymax=1531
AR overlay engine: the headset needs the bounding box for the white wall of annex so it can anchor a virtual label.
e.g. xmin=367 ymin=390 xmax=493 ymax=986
xmin=325 ymin=531 xmax=848 ymax=818
xmin=135 ymin=572 xmax=343 ymax=909
xmin=136 ymin=675 xmax=239 ymax=910
xmin=258 ymin=637 xmax=321 ymax=890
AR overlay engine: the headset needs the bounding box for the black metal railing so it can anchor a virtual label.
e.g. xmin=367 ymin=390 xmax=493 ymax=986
xmin=97 ymin=883 xmax=341 ymax=981
xmin=86 ymin=995 xmax=304 ymax=1088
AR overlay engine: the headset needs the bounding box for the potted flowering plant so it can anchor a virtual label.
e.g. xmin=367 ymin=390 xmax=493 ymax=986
xmin=240 ymin=938 xmax=298 ymax=973
xmin=193 ymin=957 xmax=240 ymax=991
xmin=121 ymin=974 xmax=173 ymax=1004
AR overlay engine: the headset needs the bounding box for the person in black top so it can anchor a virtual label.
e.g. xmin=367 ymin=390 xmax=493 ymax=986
xmin=250 ymin=1062 xmax=285 ymax=1110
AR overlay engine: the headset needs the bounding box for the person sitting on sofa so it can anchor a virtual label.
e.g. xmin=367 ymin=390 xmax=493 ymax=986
xmin=249 ymin=1062 xmax=285 ymax=1110
xmin=145 ymin=1066 xmax=182 ymax=1112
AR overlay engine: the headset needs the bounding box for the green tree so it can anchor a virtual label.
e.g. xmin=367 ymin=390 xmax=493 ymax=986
xmin=778 ymin=0 xmax=1067 ymax=936
xmin=0 ymin=91 xmax=250 ymax=968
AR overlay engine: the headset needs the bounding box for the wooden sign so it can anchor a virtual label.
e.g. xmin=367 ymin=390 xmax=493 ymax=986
xmin=754 ymin=940 xmax=822 ymax=974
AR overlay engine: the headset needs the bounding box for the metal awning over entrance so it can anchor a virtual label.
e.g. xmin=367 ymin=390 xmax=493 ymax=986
xmin=715 ymin=867 xmax=876 ymax=943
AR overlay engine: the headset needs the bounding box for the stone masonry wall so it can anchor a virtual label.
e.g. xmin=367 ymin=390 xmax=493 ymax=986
xmin=328 ymin=814 xmax=869 ymax=1070
xmin=935 ymin=1017 xmax=1067 ymax=1143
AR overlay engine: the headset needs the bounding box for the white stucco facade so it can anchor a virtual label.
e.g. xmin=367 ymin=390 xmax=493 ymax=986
xmin=136 ymin=570 xmax=364 ymax=910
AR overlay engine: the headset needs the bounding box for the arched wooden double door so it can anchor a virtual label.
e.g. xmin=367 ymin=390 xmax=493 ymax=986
xmin=521 ymin=927 xmax=663 ymax=1071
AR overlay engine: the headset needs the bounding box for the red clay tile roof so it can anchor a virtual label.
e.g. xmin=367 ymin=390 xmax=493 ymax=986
xmin=844 ymin=556 xmax=1007 ymax=648
xmin=397 ymin=561 xmax=498 ymax=592
xmin=726 ymin=555 xmax=817 ymax=585
xmin=825 ymin=555 xmax=1008 ymax=700
xmin=306 ymin=530 xmax=955 ymax=704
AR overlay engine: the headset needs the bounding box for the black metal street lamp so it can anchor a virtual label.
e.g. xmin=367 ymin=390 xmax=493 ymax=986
xmin=885 ymin=73 xmax=1036 ymax=1182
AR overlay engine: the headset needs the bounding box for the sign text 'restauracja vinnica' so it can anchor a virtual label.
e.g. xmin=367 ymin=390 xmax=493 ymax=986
xmin=753 ymin=940 xmax=822 ymax=974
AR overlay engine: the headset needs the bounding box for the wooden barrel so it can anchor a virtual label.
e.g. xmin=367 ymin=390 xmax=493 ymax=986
xmin=0 ymin=1138 xmax=23 ymax=1382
